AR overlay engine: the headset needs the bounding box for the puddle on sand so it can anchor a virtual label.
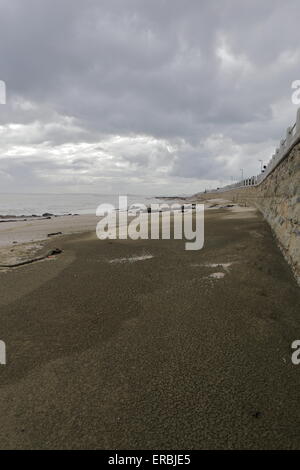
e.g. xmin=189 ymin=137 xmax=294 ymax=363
xmin=109 ymin=254 xmax=154 ymax=264
xmin=209 ymin=272 xmax=225 ymax=279
xmin=204 ymin=262 xmax=233 ymax=272
xmin=191 ymin=262 xmax=234 ymax=272
xmin=190 ymin=261 xmax=237 ymax=281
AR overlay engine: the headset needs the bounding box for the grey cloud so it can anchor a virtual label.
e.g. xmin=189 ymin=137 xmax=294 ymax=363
xmin=0 ymin=0 xmax=299 ymax=193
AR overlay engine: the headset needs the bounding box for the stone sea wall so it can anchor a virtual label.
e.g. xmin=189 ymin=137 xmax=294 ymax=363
xmin=201 ymin=142 xmax=300 ymax=284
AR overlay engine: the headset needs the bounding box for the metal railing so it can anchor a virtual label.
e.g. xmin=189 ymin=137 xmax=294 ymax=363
xmin=203 ymin=108 xmax=300 ymax=194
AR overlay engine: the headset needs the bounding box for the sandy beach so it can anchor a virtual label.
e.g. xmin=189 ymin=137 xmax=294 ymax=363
xmin=0 ymin=202 xmax=299 ymax=449
xmin=2 ymin=0 xmax=300 ymax=455
xmin=0 ymin=198 xmax=251 ymax=266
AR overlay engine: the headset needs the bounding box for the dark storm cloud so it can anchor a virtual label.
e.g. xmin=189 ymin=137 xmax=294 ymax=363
xmin=0 ymin=0 xmax=299 ymax=193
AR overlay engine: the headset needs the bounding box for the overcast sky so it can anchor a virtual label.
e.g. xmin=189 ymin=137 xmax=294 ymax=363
xmin=0 ymin=0 xmax=299 ymax=195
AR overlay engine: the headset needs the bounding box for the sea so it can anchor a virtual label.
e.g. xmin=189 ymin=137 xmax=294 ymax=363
xmin=0 ymin=193 xmax=164 ymax=216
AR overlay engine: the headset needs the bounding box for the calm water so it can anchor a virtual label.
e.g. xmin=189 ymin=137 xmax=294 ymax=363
xmin=0 ymin=193 xmax=161 ymax=216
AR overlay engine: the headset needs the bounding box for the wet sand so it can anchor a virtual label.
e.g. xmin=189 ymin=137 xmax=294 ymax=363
xmin=0 ymin=199 xmax=250 ymax=265
xmin=0 ymin=207 xmax=299 ymax=449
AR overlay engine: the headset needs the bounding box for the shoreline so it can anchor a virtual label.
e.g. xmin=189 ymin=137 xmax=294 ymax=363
xmin=0 ymin=199 xmax=257 ymax=268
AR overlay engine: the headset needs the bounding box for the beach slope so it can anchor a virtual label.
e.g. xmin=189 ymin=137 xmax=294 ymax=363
xmin=0 ymin=207 xmax=299 ymax=449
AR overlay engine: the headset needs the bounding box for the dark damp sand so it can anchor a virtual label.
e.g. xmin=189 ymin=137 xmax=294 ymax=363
xmin=0 ymin=208 xmax=299 ymax=449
